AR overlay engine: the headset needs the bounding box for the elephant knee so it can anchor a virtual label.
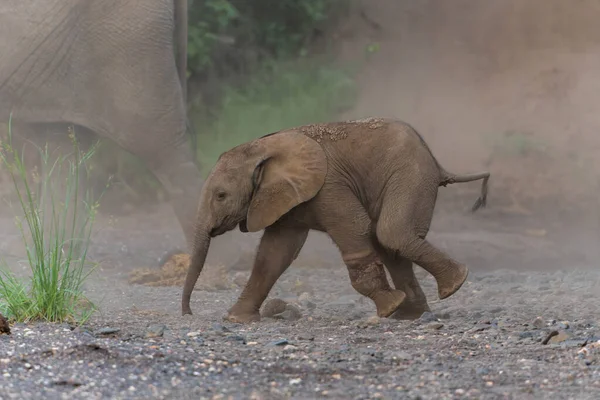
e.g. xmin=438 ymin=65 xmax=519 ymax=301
xmin=342 ymin=252 xmax=390 ymax=297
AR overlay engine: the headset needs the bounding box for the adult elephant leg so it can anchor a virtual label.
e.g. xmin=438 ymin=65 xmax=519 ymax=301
xmin=226 ymin=224 xmax=309 ymax=324
xmin=148 ymin=143 xmax=203 ymax=253
xmin=377 ymin=248 xmax=431 ymax=320
xmin=375 ymin=174 xmax=469 ymax=300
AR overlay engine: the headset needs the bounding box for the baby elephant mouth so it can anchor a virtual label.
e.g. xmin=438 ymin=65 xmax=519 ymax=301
xmin=238 ymin=219 xmax=248 ymax=233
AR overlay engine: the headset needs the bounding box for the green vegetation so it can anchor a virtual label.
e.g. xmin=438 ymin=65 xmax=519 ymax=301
xmin=186 ymin=0 xmax=348 ymax=79
xmin=193 ymin=58 xmax=357 ymax=172
xmin=0 ymin=118 xmax=100 ymax=323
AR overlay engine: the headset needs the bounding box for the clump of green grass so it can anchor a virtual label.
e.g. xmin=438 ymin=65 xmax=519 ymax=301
xmin=192 ymin=58 xmax=357 ymax=173
xmin=0 ymin=117 xmax=102 ymax=324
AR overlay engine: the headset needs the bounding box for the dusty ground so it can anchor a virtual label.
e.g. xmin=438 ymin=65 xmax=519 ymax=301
xmin=2 ymin=0 xmax=600 ymax=399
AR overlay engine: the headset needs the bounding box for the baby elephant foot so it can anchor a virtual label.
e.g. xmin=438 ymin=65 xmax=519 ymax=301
xmin=225 ymin=303 xmax=261 ymax=324
xmin=345 ymin=256 xmax=406 ymax=318
xmin=437 ymin=263 xmax=469 ymax=299
xmin=372 ymin=289 xmax=407 ymax=318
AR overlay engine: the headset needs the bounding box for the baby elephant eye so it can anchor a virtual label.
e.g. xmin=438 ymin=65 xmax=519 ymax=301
xmin=216 ymin=192 xmax=227 ymax=201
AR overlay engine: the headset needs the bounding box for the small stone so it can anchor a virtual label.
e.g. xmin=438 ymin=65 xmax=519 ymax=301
xmin=187 ymin=331 xmax=201 ymax=338
xmin=289 ymin=378 xmax=302 ymax=385
xmin=391 ymin=351 xmax=413 ymax=361
xmin=273 ymin=304 xmax=302 ymax=321
xmin=262 ymin=299 xmax=288 ymax=318
xmin=455 ymin=389 xmax=465 ymax=395
xmin=226 ymin=334 xmax=246 ymax=344
xmin=267 ymin=339 xmax=289 ymax=347
xmin=367 ymin=316 xmax=381 ymax=325
xmin=419 ymin=312 xmax=438 ymax=323
xmin=211 ymin=323 xmax=231 ymax=333
xmin=533 ymin=317 xmax=544 ymax=329
xmin=425 ymin=322 xmax=444 ymax=330
xmin=145 ymin=324 xmax=166 ymax=338
xmin=94 ymin=327 xmax=120 ymax=336
xmin=543 ymin=330 xmax=571 ymax=345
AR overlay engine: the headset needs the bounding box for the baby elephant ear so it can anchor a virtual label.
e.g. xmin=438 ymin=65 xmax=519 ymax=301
xmin=246 ymin=131 xmax=327 ymax=232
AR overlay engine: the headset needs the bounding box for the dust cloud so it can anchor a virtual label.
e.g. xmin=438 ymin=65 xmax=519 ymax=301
xmin=309 ymin=0 xmax=600 ymax=272
xmin=1 ymin=0 xmax=599 ymax=283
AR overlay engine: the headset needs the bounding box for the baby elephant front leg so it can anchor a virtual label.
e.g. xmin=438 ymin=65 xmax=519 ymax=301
xmin=344 ymin=253 xmax=406 ymax=318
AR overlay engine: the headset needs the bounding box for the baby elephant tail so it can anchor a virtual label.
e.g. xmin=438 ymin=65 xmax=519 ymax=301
xmin=439 ymin=171 xmax=490 ymax=212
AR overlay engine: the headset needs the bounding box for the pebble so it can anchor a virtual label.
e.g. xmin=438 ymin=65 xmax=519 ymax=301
xmin=419 ymin=312 xmax=438 ymax=323
xmin=367 ymin=316 xmax=381 ymax=326
xmin=273 ymin=304 xmax=303 ymax=321
xmin=425 ymin=322 xmax=444 ymax=330
xmin=94 ymin=327 xmax=120 ymax=336
xmin=533 ymin=316 xmax=545 ymax=328
xmin=145 ymin=324 xmax=166 ymax=339
xmin=267 ymin=339 xmax=289 ymax=347
xmin=262 ymin=299 xmax=288 ymax=318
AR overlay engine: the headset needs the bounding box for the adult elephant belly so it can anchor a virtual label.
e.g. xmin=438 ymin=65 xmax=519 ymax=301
xmin=0 ymin=0 xmax=202 ymax=258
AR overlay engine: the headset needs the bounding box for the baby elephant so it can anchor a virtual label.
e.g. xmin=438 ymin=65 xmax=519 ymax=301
xmin=182 ymin=118 xmax=490 ymax=323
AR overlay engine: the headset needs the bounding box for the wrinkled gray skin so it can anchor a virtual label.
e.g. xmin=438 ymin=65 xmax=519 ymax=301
xmin=182 ymin=118 xmax=490 ymax=323
xmin=0 ymin=0 xmax=201 ymax=251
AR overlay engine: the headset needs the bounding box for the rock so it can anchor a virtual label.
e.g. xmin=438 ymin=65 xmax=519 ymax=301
xmin=145 ymin=324 xmax=166 ymax=338
xmin=267 ymin=339 xmax=289 ymax=347
xmin=211 ymin=323 xmax=231 ymax=333
xmin=390 ymin=351 xmax=413 ymax=361
xmin=226 ymin=334 xmax=246 ymax=344
xmin=542 ymin=330 xmax=571 ymax=345
xmin=425 ymin=322 xmax=444 ymax=330
xmin=261 ymin=299 xmax=288 ymax=318
xmin=94 ymin=327 xmax=120 ymax=336
xmin=533 ymin=316 xmax=545 ymax=329
xmin=0 ymin=313 xmax=10 ymax=335
xmin=419 ymin=312 xmax=438 ymax=323
xmin=273 ymin=304 xmax=302 ymax=321
xmin=367 ymin=316 xmax=381 ymax=326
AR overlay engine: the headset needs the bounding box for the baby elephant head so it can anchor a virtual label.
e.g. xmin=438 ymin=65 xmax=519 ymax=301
xmin=181 ymin=131 xmax=327 ymax=315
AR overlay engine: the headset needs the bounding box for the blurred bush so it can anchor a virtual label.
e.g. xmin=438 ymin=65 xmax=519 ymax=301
xmin=186 ymin=0 xmax=349 ymax=104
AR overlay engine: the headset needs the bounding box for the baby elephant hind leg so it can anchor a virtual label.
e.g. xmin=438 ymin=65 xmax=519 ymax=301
xmin=320 ymin=188 xmax=406 ymax=317
xmin=378 ymin=249 xmax=432 ymax=320
xmin=376 ymin=182 xmax=469 ymax=300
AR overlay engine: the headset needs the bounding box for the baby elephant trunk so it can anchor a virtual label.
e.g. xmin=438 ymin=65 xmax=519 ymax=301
xmin=439 ymin=171 xmax=491 ymax=212
xmin=181 ymin=230 xmax=211 ymax=315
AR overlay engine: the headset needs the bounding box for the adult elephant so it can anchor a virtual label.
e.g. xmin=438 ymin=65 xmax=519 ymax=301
xmin=0 ymin=0 xmax=201 ymax=252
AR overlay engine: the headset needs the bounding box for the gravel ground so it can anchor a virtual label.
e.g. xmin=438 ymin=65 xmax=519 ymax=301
xmin=1 ymin=202 xmax=599 ymax=399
